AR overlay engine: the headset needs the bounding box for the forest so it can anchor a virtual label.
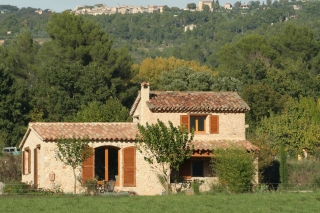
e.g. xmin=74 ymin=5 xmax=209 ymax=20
xmin=0 ymin=1 xmax=319 ymax=178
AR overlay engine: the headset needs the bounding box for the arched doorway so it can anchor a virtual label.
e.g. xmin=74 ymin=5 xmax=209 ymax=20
xmin=94 ymin=146 xmax=119 ymax=184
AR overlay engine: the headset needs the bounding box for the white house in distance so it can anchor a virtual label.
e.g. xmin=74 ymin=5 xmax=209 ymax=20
xmin=19 ymin=82 xmax=258 ymax=195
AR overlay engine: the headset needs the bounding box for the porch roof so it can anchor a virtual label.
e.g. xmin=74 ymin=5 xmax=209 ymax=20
xmin=191 ymin=140 xmax=259 ymax=153
xmin=20 ymin=122 xmax=139 ymax=146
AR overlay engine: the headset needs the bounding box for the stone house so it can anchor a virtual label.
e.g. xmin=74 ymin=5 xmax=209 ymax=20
xmin=240 ymin=4 xmax=249 ymax=9
xmin=19 ymin=82 xmax=258 ymax=195
xmin=224 ymin=3 xmax=233 ymax=10
xmin=198 ymin=0 xmax=213 ymax=11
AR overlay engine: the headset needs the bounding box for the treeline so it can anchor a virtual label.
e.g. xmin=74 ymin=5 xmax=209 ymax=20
xmin=1 ymin=2 xmax=320 ymax=64
xmin=0 ymin=5 xmax=51 ymax=39
xmin=0 ymin=3 xmax=319 ymax=164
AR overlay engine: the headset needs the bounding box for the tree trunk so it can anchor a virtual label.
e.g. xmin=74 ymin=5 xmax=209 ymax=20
xmin=166 ymin=169 xmax=171 ymax=195
xmin=73 ymin=168 xmax=77 ymax=194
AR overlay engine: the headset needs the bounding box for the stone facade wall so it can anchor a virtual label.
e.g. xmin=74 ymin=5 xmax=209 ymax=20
xmin=146 ymin=112 xmax=246 ymax=140
xmin=22 ymin=135 xmax=164 ymax=195
xmin=21 ymin=131 xmax=43 ymax=187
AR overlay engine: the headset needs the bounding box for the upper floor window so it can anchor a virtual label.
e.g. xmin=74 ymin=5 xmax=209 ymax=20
xmin=180 ymin=115 xmax=219 ymax=134
xmin=190 ymin=116 xmax=206 ymax=133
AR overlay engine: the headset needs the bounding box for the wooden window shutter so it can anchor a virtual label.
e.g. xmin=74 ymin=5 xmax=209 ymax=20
xmin=28 ymin=149 xmax=31 ymax=174
xmin=22 ymin=151 xmax=26 ymax=175
xmin=210 ymin=115 xmax=219 ymax=134
xmin=180 ymin=115 xmax=189 ymax=132
xmin=82 ymin=147 xmax=94 ymax=183
xmin=123 ymin=146 xmax=136 ymax=187
xmin=34 ymin=148 xmax=38 ymax=188
xmin=179 ymin=159 xmax=191 ymax=179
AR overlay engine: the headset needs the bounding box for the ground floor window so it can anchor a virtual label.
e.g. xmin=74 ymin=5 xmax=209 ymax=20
xmin=176 ymin=157 xmax=212 ymax=181
xmin=192 ymin=160 xmax=203 ymax=177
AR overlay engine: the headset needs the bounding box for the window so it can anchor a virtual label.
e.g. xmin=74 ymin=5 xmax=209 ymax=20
xmin=180 ymin=115 xmax=219 ymax=134
xmin=192 ymin=161 xmax=203 ymax=177
xmin=179 ymin=158 xmax=206 ymax=179
xmin=190 ymin=116 xmax=206 ymax=133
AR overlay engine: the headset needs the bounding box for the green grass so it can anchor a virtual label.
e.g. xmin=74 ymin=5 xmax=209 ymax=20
xmin=1 ymin=192 xmax=320 ymax=213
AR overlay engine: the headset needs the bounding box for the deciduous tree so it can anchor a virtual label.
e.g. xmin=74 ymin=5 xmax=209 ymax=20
xmin=256 ymin=97 xmax=320 ymax=156
xmin=136 ymin=120 xmax=194 ymax=194
xmin=55 ymin=136 xmax=92 ymax=194
xmin=131 ymin=57 xmax=214 ymax=86
xmin=187 ymin=3 xmax=197 ymax=10
xmin=73 ymin=97 xmax=130 ymax=122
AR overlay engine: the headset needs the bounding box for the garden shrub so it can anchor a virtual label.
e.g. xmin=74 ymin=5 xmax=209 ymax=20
xmin=287 ymin=159 xmax=320 ymax=189
xmin=0 ymin=153 xmax=21 ymax=183
xmin=3 ymin=182 xmax=31 ymax=194
xmin=211 ymin=148 xmax=255 ymax=193
xmin=84 ymin=178 xmax=97 ymax=195
xmin=191 ymin=179 xmax=203 ymax=194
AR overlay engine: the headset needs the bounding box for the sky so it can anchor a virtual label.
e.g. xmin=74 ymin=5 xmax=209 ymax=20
xmin=2 ymin=0 xmax=233 ymax=12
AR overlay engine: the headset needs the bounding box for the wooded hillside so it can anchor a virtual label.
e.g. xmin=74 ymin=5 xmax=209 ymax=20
xmin=0 ymin=2 xmax=319 ymax=163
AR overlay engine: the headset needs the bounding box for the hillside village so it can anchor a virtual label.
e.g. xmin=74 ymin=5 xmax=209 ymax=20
xmin=73 ymin=0 xmax=220 ymax=15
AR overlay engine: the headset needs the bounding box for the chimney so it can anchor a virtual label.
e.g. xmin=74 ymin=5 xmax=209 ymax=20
xmin=140 ymin=82 xmax=150 ymax=101
xmin=140 ymin=82 xmax=150 ymax=125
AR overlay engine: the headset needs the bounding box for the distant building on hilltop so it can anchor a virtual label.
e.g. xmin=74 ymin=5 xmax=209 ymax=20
xmin=74 ymin=4 xmax=163 ymax=15
xmin=224 ymin=3 xmax=232 ymax=10
xmin=198 ymin=0 xmax=213 ymax=11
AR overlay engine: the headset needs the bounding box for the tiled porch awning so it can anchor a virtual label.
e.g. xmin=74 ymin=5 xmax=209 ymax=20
xmin=191 ymin=140 xmax=259 ymax=156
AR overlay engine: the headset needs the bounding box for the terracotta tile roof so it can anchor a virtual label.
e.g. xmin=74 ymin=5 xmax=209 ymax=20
xmin=129 ymin=92 xmax=141 ymax=116
xmin=28 ymin=122 xmax=139 ymax=142
xmin=148 ymin=91 xmax=250 ymax=113
xmin=130 ymin=91 xmax=250 ymax=115
xmin=191 ymin=140 xmax=259 ymax=153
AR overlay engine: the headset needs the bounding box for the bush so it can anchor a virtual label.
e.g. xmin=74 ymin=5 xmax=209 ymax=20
xmin=84 ymin=178 xmax=97 ymax=195
xmin=0 ymin=153 xmax=21 ymax=182
xmin=287 ymin=159 xmax=320 ymax=189
xmin=3 ymin=182 xmax=31 ymax=194
xmin=211 ymin=148 xmax=255 ymax=193
xmin=191 ymin=179 xmax=203 ymax=194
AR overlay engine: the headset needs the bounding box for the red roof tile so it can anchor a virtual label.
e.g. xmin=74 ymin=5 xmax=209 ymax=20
xmin=148 ymin=91 xmax=250 ymax=113
xmin=130 ymin=91 xmax=250 ymax=115
xmin=191 ymin=140 xmax=259 ymax=153
xmin=28 ymin=122 xmax=139 ymax=142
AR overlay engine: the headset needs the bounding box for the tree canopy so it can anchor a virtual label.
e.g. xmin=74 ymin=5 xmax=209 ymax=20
xmin=136 ymin=120 xmax=194 ymax=193
xmin=32 ymin=12 xmax=134 ymax=121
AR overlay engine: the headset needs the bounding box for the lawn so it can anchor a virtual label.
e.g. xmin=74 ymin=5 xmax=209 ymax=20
xmin=0 ymin=192 xmax=320 ymax=213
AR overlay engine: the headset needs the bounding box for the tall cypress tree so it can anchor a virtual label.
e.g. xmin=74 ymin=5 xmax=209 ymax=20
xmin=280 ymin=143 xmax=288 ymax=189
xmin=0 ymin=65 xmax=30 ymax=146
